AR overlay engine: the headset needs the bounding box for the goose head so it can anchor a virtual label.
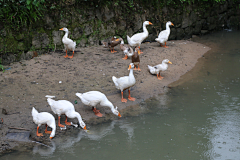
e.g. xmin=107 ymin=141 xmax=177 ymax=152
xmin=166 ymin=21 xmax=174 ymax=26
xmin=162 ymin=59 xmax=172 ymax=64
xmin=79 ymin=121 xmax=87 ymax=130
xmin=112 ymin=106 xmax=121 ymax=117
xmin=59 ymin=27 xmax=69 ymax=32
xmin=144 ymin=21 xmax=153 ymax=26
xmin=128 ymin=63 xmax=135 ymax=70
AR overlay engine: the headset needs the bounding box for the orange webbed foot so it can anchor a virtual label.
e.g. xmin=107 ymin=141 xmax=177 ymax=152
xmin=64 ymin=55 xmax=68 ymax=58
xmin=58 ymin=124 xmax=65 ymax=128
xmin=121 ymin=98 xmax=127 ymax=103
xmin=93 ymin=108 xmax=103 ymax=117
xmin=68 ymin=55 xmax=73 ymax=59
xmin=45 ymin=130 xmax=52 ymax=134
xmin=122 ymin=55 xmax=128 ymax=60
xmin=37 ymin=133 xmax=44 ymax=137
xmin=128 ymin=97 xmax=136 ymax=101
xmin=95 ymin=112 xmax=103 ymax=117
xmin=65 ymin=121 xmax=72 ymax=126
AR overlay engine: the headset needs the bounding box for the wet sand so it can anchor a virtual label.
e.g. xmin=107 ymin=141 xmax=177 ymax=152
xmin=0 ymin=40 xmax=210 ymax=153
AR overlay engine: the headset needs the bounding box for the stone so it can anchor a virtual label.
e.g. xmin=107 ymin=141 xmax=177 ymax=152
xmin=77 ymin=38 xmax=86 ymax=47
xmin=201 ymin=30 xmax=209 ymax=35
xmin=32 ymin=33 xmax=50 ymax=49
xmin=72 ymin=27 xmax=83 ymax=39
xmin=25 ymin=51 xmax=34 ymax=60
xmin=103 ymin=6 xmax=114 ymax=21
xmin=52 ymin=31 xmax=63 ymax=46
xmin=84 ymin=23 xmax=93 ymax=36
xmin=193 ymin=20 xmax=203 ymax=34
xmin=44 ymin=15 xmax=54 ymax=29
xmin=2 ymin=54 xmax=16 ymax=65
xmin=168 ymin=28 xmax=176 ymax=40
xmin=176 ymin=28 xmax=184 ymax=40
xmin=219 ymin=1 xmax=228 ymax=14
xmin=184 ymin=27 xmax=193 ymax=39
xmin=133 ymin=14 xmax=143 ymax=32
xmin=182 ymin=11 xmax=198 ymax=28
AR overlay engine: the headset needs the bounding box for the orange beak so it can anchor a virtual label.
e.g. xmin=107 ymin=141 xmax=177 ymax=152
xmin=50 ymin=137 xmax=53 ymax=139
xmin=128 ymin=65 xmax=131 ymax=70
xmin=171 ymin=23 xmax=174 ymax=26
xmin=168 ymin=61 xmax=172 ymax=64
xmin=115 ymin=38 xmax=119 ymax=41
xmin=83 ymin=126 xmax=87 ymax=130
xmin=59 ymin=28 xmax=63 ymax=30
xmin=118 ymin=112 xmax=121 ymax=117
xmin=149 ymin=22 xmax=153 ymax=25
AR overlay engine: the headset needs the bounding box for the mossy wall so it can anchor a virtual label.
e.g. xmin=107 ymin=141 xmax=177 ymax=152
xmin=0 ymin=0 xmax=240 ymax=65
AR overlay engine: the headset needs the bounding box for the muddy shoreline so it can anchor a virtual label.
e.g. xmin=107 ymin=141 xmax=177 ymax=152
xmin=0 ymin=40 xmax=210 ymax=153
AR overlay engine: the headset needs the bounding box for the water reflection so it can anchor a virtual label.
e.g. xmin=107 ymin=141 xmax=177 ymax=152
xmin=32 ymin=141 xmax=56 ymax=157
xmin=31 ymin=119 xmax=136 ymax=157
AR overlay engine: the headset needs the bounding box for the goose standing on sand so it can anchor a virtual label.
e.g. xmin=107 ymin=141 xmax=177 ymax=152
xmin=148 ymin=59 xmax=172 ymax=80
xmin=127 ymin=21 xmax=153 ymax=54
xmin=155 ymin=21 xmax=174 ymax=48
xmin=76 ymin=91 xmax=121 ymax=117
xmin=59 ymin=27 xmax=76 ymax=58
xmin=112 ymin=63 xmax=136 ymax=103
xmin=45 ymin=95 xmax=87 ymax=130
xmin=102 ymin=36 xmax=121 ymax=53
xmin=32 ymin=107 xmax=56 ymax=139
xmin=132 ymin=47 xmax=141 ymax=71
xmin=120 ymin=38 xmax=134 ymax=60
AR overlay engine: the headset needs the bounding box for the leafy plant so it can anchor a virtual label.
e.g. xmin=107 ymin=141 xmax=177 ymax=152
xmin=0 ymin=58 xmax=4 ymax=72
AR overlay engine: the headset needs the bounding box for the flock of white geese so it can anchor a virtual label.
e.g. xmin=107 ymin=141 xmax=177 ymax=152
xmin=32 ymin=21 xmax=174 ymax=139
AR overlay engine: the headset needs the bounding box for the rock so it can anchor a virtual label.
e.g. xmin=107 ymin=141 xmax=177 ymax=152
xmin=133 ymin=14 xmax=142 ymax=32
xmin=182 ymin=11 xmax=198 ymax=28
xmin=2 ymin=108 xmax=7 ymax=115
xmin=2 ymin=54 xmax=16 ymax=65
xmin=44 ymin=15 xmax=54 ymax=29
xmin=103 ymin=6 xmax=114 ymax=21
xmin=84 ymin=23 xmax=93 ymax=36
xmin=184 ymin=27 xmax=193 ymax=39
xmin=52 ymin=31 xmax=62 ymax=46
xmin=26 ymin=51 xmax=34 ymax=60
xmin=32 ymin=32 xmax=49 ymax=49
xmin=193 ymin=20 xmax=203 ymax=34
xmin=176 ymin=28 xmax=184 ymax=40
xmin=168 ymin=28 xmax=176 ymax=40
xmin=218 ymin=1 xmax=228 ymax=14
xmin=201 ymin=30 xmax=209 ymax=35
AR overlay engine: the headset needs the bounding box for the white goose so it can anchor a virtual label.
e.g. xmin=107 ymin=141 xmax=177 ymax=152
xmin=45 ymin=95 xmax=86 ymax=130
xmin=120 ymin=39 xmax=134 ymax=60
xmin=76 ymin=91 xmax=121 ymax=117
xmin=112 ymin=63 xmax=136 ymax=103
xmin=127 ymin=21 xmax=153 ymax=53
xmin=59 ymin=27 xmax=76 ymax=58
xmin=32 ymin=107 xmax=56 ymax=139
xmin=148 ymin=59 xmax=172 ymax=80
xmin=155 ymin=21 xmax=174 ymax=48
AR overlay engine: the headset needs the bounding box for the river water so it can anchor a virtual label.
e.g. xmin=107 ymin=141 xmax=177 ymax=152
xmin=1 ymin=31 xmax=240 ymax=160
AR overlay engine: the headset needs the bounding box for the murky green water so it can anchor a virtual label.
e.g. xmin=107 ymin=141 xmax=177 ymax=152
xmin=1 ymin=31 xmax=240 ymax=160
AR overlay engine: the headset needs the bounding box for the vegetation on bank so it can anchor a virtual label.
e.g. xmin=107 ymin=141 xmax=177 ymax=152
xmin=0 ymin=0 xmax=234 ymax=30
xmin=0 ymin=0 xmax=239 ymax=69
